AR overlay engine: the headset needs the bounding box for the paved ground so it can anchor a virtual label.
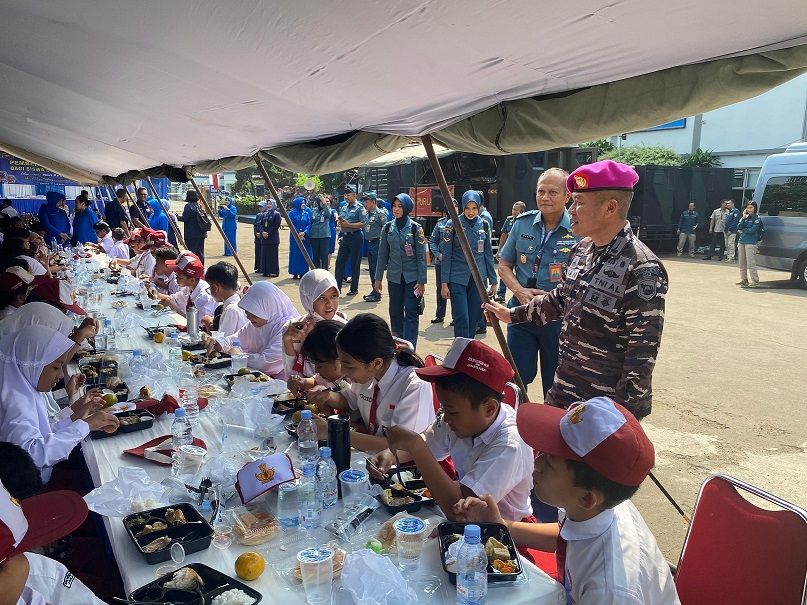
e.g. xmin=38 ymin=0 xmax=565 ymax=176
xmin=202 ymin=222 xmax=807 ymax=561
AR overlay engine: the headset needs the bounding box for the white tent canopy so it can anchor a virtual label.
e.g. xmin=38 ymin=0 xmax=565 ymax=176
xmin=1 ymin=1 xmax=807 ymax=183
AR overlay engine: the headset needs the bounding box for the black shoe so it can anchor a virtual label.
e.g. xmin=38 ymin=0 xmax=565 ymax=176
xmin=430 ymin=317 xmax=444 ymax=324
xmin=475 ymin=326 xmax=487 ymax=335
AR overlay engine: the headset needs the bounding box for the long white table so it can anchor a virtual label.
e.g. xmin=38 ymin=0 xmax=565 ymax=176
xmin=79 ymin=281 xmax=565 ymax=605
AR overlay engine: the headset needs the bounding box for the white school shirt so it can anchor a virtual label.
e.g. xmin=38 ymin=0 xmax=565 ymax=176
xmin=108 ymin=240 xmax=129 ymax=261
xmin=23 ymin=553 xmax=108 ymax=605
xmin=343 ymin=360 xmax=435 ymax=435
xmin=167 ymin=279 xmax=218 ymax=320
xmin=216 ymin=293 xmax=249 ymax=337
xmin=0 ymin=392 xmax=88 ymax=482
xmin=423 ymin=403 xmax=534 ymax=520
xmin=559 ymin=501 xmax=681 ymax=605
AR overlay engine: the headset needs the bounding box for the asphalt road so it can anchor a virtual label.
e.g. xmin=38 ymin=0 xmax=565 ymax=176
xmin=201 ymin=221 xmax=807 ymax=561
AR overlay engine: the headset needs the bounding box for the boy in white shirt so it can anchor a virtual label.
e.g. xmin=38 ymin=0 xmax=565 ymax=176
xmin=202 ymin=262 xmax=248 ymax=337
xmin=371 ymin=337 xmax=534 ymax=522
xmin=0 ymin=480 xmax=107 ymax=604
xmin=453 ymin=397 xmax=680 ymax=605
xmin=154 ymin=250 xmax=217 ymax=321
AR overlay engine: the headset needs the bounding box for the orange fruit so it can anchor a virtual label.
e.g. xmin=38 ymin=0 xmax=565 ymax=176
xmin=234 ymin=551 xmax=265 ymax=581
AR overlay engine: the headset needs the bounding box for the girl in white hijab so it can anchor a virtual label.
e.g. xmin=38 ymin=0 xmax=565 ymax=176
xmin=282 ymin=269 xmax=346 ymax=380
xmin=207 ymin=281 xmax=298 ymax=378
xmin=0 ymin=326 xmax=118 ymax=482
xmin=0 ymin=302 xmax=101 ymax=417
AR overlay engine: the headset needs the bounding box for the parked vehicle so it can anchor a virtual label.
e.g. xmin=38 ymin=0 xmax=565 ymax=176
xmin=754 ymin=142 xmax=807 ymax=289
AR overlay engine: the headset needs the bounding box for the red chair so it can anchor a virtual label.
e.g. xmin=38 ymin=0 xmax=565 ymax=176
xmin=674 ymin=474 xmax=807 ymax=605
xmin=501 ymin=382 xmax=522 ymax=410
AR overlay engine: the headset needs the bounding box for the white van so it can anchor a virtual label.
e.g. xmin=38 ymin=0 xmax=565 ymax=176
xmin=753 ymin=142 xmax=807 ymax=289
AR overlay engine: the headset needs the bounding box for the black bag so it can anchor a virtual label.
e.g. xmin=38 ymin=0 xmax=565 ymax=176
xmin=195 ymin=205 xmax=212 ymax=232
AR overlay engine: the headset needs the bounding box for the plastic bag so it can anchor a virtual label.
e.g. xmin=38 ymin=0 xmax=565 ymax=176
xmin=341 ymin=549 xmax=418 ymax=605
xmin=84 ymin=467 xmax=168 ymax=516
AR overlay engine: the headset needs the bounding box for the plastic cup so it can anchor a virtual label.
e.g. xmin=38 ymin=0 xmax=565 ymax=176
xmin=277 ymin=481 xmax=300 ymax=528
xmin=172 ymin=444 xmax=206 ymax=478
xmin=338 ymin=469 xmax=369 ymax=508
xmin=296 ymin=547 xmax=334 ymax=605
xmin=393 ymin=516 xmax=427 ymax=571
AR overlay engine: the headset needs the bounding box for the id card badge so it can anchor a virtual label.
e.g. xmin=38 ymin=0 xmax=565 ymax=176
xmin=404 ymin=243 xmax=414 ymax=257
xmin=549 ymin=262 xmax=563 ymax=282
xmin=477 ymin=238 xmax=485 ymax=253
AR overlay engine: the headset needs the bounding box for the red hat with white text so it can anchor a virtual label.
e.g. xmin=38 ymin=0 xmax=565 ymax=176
xmin=416 ymin=337 xmax=514 ymax=393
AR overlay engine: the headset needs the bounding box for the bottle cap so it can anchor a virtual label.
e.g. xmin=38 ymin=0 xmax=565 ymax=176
xmin=319 ymin=446 xmax=331 ymax=458
xmin=174 ymin=408 xmax=186 ymax=417
xmin=302 ymin=463 xmax=316 ymax=476
xmin=463 ymin=524 xmax=481 ymax=543
xmin=300 ymin=410 xmax=312 ymax=420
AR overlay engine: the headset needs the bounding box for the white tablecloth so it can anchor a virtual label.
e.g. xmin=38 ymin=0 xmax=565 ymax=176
xmin=79 ymin=283 xmax=565 ymax=605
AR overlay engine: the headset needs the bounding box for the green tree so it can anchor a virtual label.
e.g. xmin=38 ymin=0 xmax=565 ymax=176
xmin=681 ymin=148 xmax=723 ymax=167
xmin=601 ymin=145 xmax=681 ymax=166
xmin=580 ymin=139 xmax=615 ymax=156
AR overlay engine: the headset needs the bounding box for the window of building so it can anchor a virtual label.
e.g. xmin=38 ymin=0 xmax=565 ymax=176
xmin=758 ymin=176 xmax=807 ymax=217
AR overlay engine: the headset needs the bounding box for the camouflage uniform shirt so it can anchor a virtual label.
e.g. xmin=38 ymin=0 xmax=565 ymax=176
xmin=510 ymin=223 xmax=668 ymax=419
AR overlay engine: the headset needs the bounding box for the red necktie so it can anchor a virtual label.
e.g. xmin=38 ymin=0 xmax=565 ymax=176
xmin=556 ymin=519 xmax=567 ymax=586
xmin=367 ymin=384 xmax=380 ymax=435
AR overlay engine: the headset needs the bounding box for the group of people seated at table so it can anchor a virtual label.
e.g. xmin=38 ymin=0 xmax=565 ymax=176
xmin=0 ymin=216 xmax=681 ymax=604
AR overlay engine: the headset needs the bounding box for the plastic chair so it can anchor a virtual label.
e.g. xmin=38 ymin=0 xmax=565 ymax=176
xmin=674 ymin=474 xmax=807 ymax=605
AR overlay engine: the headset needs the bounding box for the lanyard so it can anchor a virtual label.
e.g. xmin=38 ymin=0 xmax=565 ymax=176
xmin=532 ymin=223 xmax=559 ymax=277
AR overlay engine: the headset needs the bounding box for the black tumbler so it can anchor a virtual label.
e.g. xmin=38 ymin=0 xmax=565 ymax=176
xmin=327 ymin=414 xmax=351 ymax=499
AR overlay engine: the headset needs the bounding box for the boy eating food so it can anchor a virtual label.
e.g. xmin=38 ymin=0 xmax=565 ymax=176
xmin=453 ymin=397 xmax=680 ymax=605
xmin=370 ymin=337 xmax=534 ymax=523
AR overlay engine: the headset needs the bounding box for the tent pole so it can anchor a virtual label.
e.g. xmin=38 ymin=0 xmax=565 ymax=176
xmin=254 ymin=158 xmax=315 ymax=270
xmin=188 ymin=179 xmax=253 ymax=286
xmin=421 ymin=135 xmax=529 ymax=400
xmin=145 ymin=176 xmax=187 ymax=249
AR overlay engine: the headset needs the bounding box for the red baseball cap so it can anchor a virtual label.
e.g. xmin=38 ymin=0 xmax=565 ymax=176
xmin=0 ymin=481 xmax=88 ymax=564
xmin=165 ymin=251 xmax=205 ymax=278
xmin=416 ymin=337 xmax=514 ymax=393
xmin=516 ymin=397 xmax=654 ymax=486
xmin=30 ymin=277 xmax=85 ymax=315
xmin=567 ymin=159 xmax=639 ymax=193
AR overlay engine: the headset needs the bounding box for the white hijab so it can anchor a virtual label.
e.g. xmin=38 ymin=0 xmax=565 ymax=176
xmin=0 ymin=326 xmax=76 ymax=480
xmin=0 ymin=302 xmax=74 ymax=339
xmin=237 ymin=281 xmax=299 ymax=350
xmin=297 ymin=268 xmax=345 ymax=323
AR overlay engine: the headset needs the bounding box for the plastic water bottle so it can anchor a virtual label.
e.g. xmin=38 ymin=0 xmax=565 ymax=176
xmin=179 ymin=384 xmax=200 ymax=426
xmin=297 ymin=410 xmax=319 ymax=464
xmin=456 ymin=524 xmax=488 ymax=605
xmin=167 ymin=331 xmax=183 ymax=368
xmin=316 ymin=447 xmax=338 ymax=509
xmin=171 ymin=408 xmax=193 ymax=448
xmin=298 ymin=463 xmax=322 ymax=530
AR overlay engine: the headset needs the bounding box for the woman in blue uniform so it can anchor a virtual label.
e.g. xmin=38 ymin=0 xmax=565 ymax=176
xmin=440 ymin=190 xmax=497 ymax=339
xmin=288 ymin=196 xmax=312 ymax=279
xmin=310 ymin=196 xmax=337 ymax=270
xmin=218 ymin=196 xmax=238 ymax=255
xmin=374 ymin=193 xmax=427 ymax=348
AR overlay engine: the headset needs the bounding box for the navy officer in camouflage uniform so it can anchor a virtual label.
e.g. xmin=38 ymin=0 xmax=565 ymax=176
xmin=485 ymin=160 xmax=668 ymax=419
xmin=497 ymin=168 xmax=579 ymax=396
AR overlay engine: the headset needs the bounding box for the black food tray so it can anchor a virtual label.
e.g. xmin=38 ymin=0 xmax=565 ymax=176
xmin=123 ymin=503 xmax=214 ymax=565
xmin=129 ymin=563 xmax=262 ymax=605
xmin=369 ymin=462 xmax=435 ymax=514
xmin=437 ymin=522 xmax=523 ymax=585
xmin=89 ymin=409 xmax=154 ymax=439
